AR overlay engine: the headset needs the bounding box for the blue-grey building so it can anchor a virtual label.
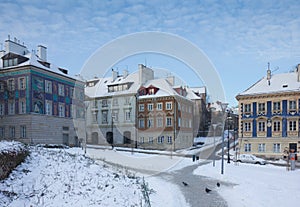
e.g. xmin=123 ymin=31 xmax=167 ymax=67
xmin=0 ymin=37 xmax=85 ymax=146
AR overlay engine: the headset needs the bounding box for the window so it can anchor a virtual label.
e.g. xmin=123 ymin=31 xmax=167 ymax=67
xmin=0 ymin=103 xmax=4 ymax=115
xmin=9 ymin=126 xmax=15 ymax=138
xmin=149 ymin=88 xmax=155 ymax=95
xmin=19 ymin=77 xmax=26 ymax=90
xmin=0 ymin=82 xmax=4 ymax=92
xmin=139 ymin=137 xmax=144 ymax=144
xmin=157 ymin=136 xmax=164 ymax=143
xmin=139 ymin=118 xmax=145 ymax=128
xmin=148 ymin=137 xmax=153 ymax=143
xmin=258 ymin=103 xmax=265 ymax=113
xmin=244 ymin=122 xmax=251 ymax=132
xmin=244 ymin=104 xmax=251 ymax=113
xmin=3 ymin=58 xmax=17 ymax=67
xmin=58 ymin=103 xmax=65 ymax=117
xmin=45 ymin=80 xmax=52 ymax=93
xmin=273 ymin=120 xmax=281 ymax=132
xmin=20 ymin=125 xmax=26 ymax=138
xmin=7 ymin=79 xmax=15 ymax=91
xmin=102 ymin=99 xmax=108 ymax=107
xmin=58 ymin=84 xmax=64 ymax=96
xmin=112 ymin=110 xmax=119 ymax=122
xmin=166 ymin=117 xmax=172 ymax=127
xmin=167 ymin=136 xmax=172 ymax=144
xmin=19 ymin=100 xmax=26 ymax=114
xmin=258 ymin=143 xmax=266 ymax=152
xmin=289 ymin=100 xmax=296 ymax=111
xmin=46 ymin=100 xmax=52 ymax=115
xmin=166 ymin=102 xmax=172 ymax=110
xmin=244 ymin=143 xmax=251 ymax=152
xmin=113 ymin=98 xmax=118 ymax=106
xmin=124 ymin=97 xmax=130 ymax=105
xmin=102 ymin=111 xmax=108 ymax=124
xmin=273 ymin=101 xmax=280 ymax=111
xmin=8 ymin=101 xmax=15 ymax=115
xmin=157 ymin=117 xmax=163 ymax=128
xmin=289 ymin=120 xmax=297 ymax=131
xmin=139 ymin=104 xmax=144 ymax=112
xmin=0 ymin=127 xmax=4 ymax=138
xmin=258 ymin=121 xmax=265 ymax=132
xmin=273 ymin=143 xmax=281 ymax=153
xmin=125 ymin=110 xmax=131 ymax=121
xmin=157 ymin=103 xmax=163 ymax=110
xmin=147 ymin=118 xmax=153 ymax=128
xmin=147 ymin=103 xmax=153 ymax=111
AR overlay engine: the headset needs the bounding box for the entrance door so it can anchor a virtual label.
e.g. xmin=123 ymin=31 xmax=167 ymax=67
xmin=289 ymin=143 xmax=297 ymax=152
xmin=106 ymin=132 xmax=113 ymax=144
xmin=123 ymin=131 xmax=131 ymax=144
xmin=63 ymin=133 xmax=69 ymax=146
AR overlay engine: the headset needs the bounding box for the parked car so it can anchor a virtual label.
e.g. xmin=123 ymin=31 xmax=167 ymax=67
xmin=234 ymin=154 xmax=266 ymax=165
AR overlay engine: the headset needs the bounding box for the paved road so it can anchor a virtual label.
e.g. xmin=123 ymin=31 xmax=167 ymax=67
xmin=155 ymin=162 xmax=229 ymax=207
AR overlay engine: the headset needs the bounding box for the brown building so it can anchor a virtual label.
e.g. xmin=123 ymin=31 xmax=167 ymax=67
xmin=137 ymin=78 xmax=194 ymax=150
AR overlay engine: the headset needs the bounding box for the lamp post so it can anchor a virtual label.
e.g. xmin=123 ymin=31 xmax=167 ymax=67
xmin=227 ymin=112 xmax=232 ymax=163
xmin=220 ymin=102 xmax=228 ymax=175
xmin=212 ymin=123 xmax=217 ymax=167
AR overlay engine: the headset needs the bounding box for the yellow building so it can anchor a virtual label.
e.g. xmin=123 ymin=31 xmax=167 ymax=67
xmin=236 ymin=64 xmax=300 ymax=159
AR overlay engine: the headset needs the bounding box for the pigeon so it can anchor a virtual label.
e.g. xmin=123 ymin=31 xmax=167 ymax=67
xmin=217 ymin=182 xmax=220 ymax=187
xmin=205 ymin=187 xmax=212 ymax=193
xmin=182 ymin=181 xmax=189 ymax=186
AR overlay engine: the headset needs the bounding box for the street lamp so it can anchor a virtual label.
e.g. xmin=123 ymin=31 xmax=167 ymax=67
xmin=220 ymin=102 xmax=228 ymax=175
xmin=227 ymin=112 xmax=232 ymax=163
xmin=212 ymin=123 xmax=217 ymax=167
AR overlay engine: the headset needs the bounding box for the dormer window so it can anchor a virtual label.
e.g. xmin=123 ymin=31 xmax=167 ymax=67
xmin=149 ymin=88 xmax=155 ymax=95
xmin=3 ymin=58 xmax=18 ymax=67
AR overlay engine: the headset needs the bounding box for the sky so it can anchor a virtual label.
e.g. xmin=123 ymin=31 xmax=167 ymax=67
xmin=0 ymin=0 xmax=299 ymax=106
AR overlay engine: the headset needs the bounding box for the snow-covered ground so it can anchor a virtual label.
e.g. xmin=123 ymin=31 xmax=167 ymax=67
xmin=0 ymin=140 xmax=26 ymax=154
xmin=1 ymin=141 xmax=299 ymax=207
xmin=194 ymin=161 xmax=300 ymax=207
xmin=0 ymin=146 xmax=143 ymax=207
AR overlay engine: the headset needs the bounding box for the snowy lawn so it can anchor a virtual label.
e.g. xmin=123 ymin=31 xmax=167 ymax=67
xmin=194 ymin=161 xmax=300 ymax=207
xmin=0 ymin=146 xmax=143 ymax=207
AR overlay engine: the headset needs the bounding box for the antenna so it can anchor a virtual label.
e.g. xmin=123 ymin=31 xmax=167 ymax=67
xmin=144 ymin=58 xmax=147 ymax=66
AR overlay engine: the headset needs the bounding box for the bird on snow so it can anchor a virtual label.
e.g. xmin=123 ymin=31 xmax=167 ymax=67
xmin=216 ymin=182 xmax=220 ymax=187
xmin=205 ymin=187 xmax=212 ymax=193
xmin=182 ymin=181 xmax=189 ymax=186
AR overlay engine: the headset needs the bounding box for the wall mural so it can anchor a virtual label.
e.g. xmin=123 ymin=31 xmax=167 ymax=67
xmin=32 ymin=76 xmax=44 ymax=114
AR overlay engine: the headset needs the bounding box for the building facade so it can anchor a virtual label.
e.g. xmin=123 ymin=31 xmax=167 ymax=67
xmin=236 ymin=65 xmax=300 ymax=158
xmin=85 ymin=64 xmax=202 ymax=150
xmin=85 ymin=64 xmax=154 ymax=146
xmin=0 ymin=38 xmax=85 ymax=146
xmin=137 ymin=79 xmax=194 ymax=150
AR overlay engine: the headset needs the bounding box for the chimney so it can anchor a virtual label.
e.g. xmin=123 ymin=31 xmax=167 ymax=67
xmin=123 ymin=69 xmax=129 ymax=78
xmin=112 ymin=69 xmax=118 ymax=81
xmin=267 ymin=63 xmax=271 ymax=85
xmin=5 ymin=38 xmax=28 ymax=55
xmin=297 ymin=64 xmax=300 ymax=82
xmin=138 ymin=64 xmax=154 ymax=84
xmin=166 ymin=76 xmax=175 ymax=86
xmin=37 ymin=45 xmax=47 ymax=62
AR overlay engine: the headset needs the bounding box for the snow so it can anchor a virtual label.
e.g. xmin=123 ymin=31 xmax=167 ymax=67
xmin=0 ymin=141 xmax=26 ymax=154
xmin=239 ymin=71 xmax=300 ymax=96
xmin=0 ymin=146 xmax=142 ymax=207
xmin=1 ymin=141 xmax=299 ymax=207
xmin=193 ymin=160 xmax=300 ymax=207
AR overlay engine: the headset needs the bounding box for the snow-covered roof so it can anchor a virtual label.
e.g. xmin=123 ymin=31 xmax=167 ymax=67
xmin=85 ymin=71 xmax=140 ymax=98
xmin=238 ymin=71 xmax=300 ymax=97
xmin=0 ymin=39 xmax=80 ymax=81
xmin=185 ymin=87 xmax=206 ymax=100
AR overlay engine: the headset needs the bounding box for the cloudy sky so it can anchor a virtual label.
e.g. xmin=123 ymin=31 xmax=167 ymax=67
xmin=0 ymin=0 xmax=299 ymax=106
